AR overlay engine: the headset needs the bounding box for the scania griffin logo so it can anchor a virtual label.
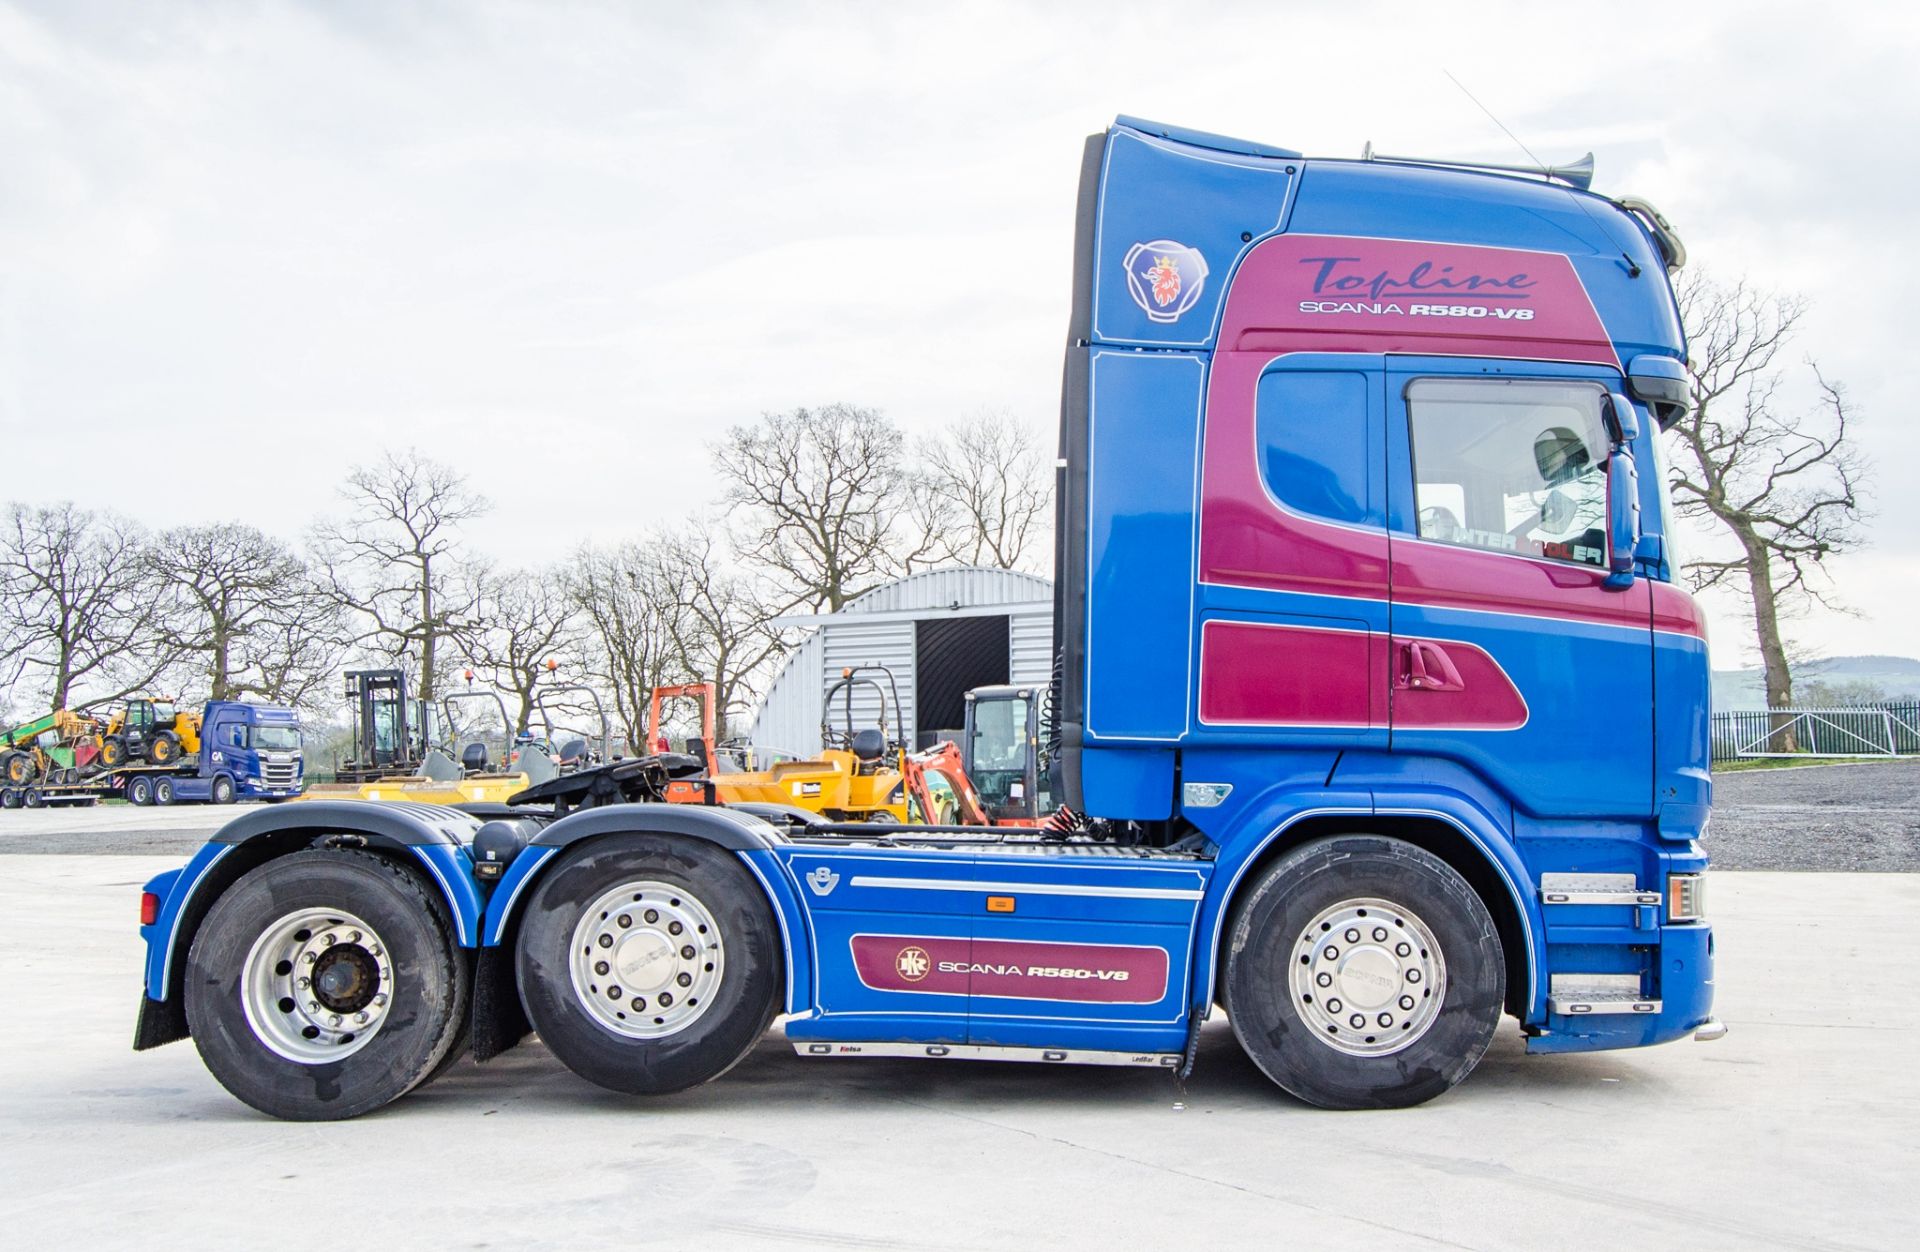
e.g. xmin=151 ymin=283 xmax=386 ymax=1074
xmin=1123 ymin=239 xmax=1208 ymax=323
xmin=895 ymin=946 xmax=931 ymax=982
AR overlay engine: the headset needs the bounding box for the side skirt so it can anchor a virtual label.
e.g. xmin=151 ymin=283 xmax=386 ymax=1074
xmin=792 ymin=1040 xmax=1181 ymax=1068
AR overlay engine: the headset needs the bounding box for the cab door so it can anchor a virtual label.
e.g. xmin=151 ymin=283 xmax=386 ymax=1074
xmin=1384 ymin=360 xmax=1653 ymax=817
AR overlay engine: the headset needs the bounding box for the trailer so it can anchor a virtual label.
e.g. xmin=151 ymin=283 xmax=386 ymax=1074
xmin=1 ymin=701 xmax=303 ymax=809
xmin=133 ymin=115 xmax=1718 ymax=1121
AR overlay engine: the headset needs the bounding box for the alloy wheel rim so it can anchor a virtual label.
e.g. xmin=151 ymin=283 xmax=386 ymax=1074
xmin=567 ymin=881 xmax=726 ymax=1040
xmin=1288 ymin=896 xmax=1447 ymax=1057
xmin=241 ymin=907 xmax=395 ymax=1063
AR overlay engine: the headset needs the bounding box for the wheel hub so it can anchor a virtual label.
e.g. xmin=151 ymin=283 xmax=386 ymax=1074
xmin=613 ymin=930 xmax=679 ymax=993
xmin=241 ymin=908 xmax=394 ymax=1064
xmin=568 ymin=882 xmax=725 ymax=1041
xmin=1289 ymin=897 xmax=1446 ymax=1058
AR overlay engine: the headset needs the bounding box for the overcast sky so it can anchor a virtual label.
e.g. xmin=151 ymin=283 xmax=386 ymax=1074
xmin=3 ymin=0 xmax=1914 ymax=671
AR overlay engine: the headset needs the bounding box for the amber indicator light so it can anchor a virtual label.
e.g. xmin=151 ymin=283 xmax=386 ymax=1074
xmin=986 ymin=896 xmax=1016 ymax=913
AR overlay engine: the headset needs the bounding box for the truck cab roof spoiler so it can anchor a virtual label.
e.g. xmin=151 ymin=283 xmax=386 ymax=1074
xmin=1114 ymin=115 xmax=1301 ymax=161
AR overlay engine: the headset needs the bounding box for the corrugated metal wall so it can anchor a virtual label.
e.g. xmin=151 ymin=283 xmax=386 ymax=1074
xmin=744 ymin=568 xmax=1055 ymax=757
xmin=744 ymin=633 xmax=823 ymax=756
xmin=1010 ymin=608 xmax=1053 ymax=686
xmin=820 ymin=618 xmax=917 ymax=747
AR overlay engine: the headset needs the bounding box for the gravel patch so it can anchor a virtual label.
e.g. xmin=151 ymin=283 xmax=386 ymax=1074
xmin=1709 ymin=759 xmax=1920 ymax=871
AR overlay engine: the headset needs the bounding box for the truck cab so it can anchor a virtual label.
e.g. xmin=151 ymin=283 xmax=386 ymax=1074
xmin=198 ymin=702 xmax=304 ymax=801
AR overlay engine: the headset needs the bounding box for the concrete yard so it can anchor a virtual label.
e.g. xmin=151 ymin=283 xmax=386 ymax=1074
xmin=8 ymin=758 xmax=1919 ymax=869
xmin=0 ymin=855 xmax=1913 ymax=1250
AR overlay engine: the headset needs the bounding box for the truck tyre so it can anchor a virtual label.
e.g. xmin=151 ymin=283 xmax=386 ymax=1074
xmin=1 ymin=788 xmax=19 ymax=809
xmin=1224 ymin=835 xmax=1504 ymax=1110
xmin=153 ymin=777 xmax=176 ymax=805
xmin=23 ymin=786 xmax=44 ymax=808
xmin=126 ymin=775 xmax=154 ymax=806
xmin=184 ymin=849 xmax=472 ymax=1121
xmin=515 ymin=833 xmax=781 ymax=1097
xmin=149 ymin=731 xmax=181 ymax=766
xmin=101 ymin=737 xmax=127 ymax=769
xmin=211 ymin=774 xmax=236 ymax=805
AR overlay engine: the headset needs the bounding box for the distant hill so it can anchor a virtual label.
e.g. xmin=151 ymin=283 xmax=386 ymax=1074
xmin=1712 ymin=655 xmax=1920 ymax=709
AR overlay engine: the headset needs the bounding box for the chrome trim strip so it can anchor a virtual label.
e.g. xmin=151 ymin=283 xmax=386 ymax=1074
xmin=846 ymin=875 xmax=1204 ymax=901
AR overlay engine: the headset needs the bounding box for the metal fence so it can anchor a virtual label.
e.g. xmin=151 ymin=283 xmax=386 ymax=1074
xmin=1710 ymin=702 xmax=1920 ymax=762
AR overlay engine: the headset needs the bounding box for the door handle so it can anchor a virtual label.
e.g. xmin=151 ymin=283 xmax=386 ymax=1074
xmin=1397 ymin=640 xmax=1466 ymax=692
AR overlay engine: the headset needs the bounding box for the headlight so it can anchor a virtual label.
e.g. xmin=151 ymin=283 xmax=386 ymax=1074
xmin=1668 ymin=873 xmax=1705 ymax=923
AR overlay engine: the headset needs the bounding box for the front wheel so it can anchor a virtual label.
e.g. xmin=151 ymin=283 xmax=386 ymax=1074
xmin=184 ymin=850 xmax=471 ymax=1120
xmin=211 ymin=774 xmax=236 ymax=805
xmin=1 ymin=751 xmax=33 ymax=785
xmin=515 ymin=834 xmax=782 ymax=1096
xmin=1224 ymin=835 xmax=1504 ymax=1110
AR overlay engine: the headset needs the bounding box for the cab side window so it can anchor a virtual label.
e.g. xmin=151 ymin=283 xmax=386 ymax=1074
xmin=226 ymin=724 xmax=246 ymax=749
xmin=1257 ymin=369 xmax=1371 ymax=525
xmin=1406 ymin=378 xmax=1610 ymax=569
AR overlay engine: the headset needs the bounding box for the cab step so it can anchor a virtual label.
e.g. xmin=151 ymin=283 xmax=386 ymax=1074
xmin=1548 ymin=973 xmax=1660 ymax=1016
xmin=1539 ymin=872 xmax=1661 ymax=907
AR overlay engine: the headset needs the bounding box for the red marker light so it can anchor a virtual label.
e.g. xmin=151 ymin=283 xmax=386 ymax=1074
xmin=140 ymin=892 xmax=160 ymax=927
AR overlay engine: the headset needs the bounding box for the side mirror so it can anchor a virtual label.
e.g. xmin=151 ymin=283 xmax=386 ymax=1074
xmin=1604 ymin=393 xmax=1641 ymax=590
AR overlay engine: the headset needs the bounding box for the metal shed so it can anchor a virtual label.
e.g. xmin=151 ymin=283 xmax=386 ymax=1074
xmin=744 ymin=567 xmax=1053 ymax=757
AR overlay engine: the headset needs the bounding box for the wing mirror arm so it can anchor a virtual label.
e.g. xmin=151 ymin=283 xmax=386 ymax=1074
xmin=1602 ymin=392 xmax=1642 ymax=591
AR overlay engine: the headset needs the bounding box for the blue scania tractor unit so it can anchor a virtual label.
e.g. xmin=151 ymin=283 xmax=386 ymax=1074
xmin=180 ymin=701 xmax=305 ymax=803
xmin=134 ymin=117 xmax=1718 ymax=1120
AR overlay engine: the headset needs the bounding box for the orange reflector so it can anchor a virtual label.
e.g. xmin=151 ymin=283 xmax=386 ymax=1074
xmin=986 ymin=896 xmax=1016 ymax=913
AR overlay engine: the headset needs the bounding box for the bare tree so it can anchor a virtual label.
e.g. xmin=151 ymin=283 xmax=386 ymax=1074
xmin=715 ymin=404 xmax=920 ymax=612
xmin=1667 ymin=274 xmax=1869 ymax=714
xmin=650 ymin=529 xmax=788 ymax=743
xmin=311 ymin=450 xmax=489 ymax=703
xmin=146 ymin=523 xmax=343 ymax=705
xmin=455 ymin=567 xmax=584 ymax=735
xmin=918 ymin=411 xmax=1052 ymax=570
xmin=569 ymin=541 xmax=683 ymax=752
xmin=0 ymin=503 xmax=171 ymax=711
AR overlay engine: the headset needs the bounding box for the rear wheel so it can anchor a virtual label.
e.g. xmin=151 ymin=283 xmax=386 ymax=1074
xmin=153 ymin=777 xmax=177 ymax=805
xmin=126 ymin=775 xmax=154 ymax=806
xmin=101 ymin=737 xmax=127 ymax=768
xmin=1 ymin=751 xmax=32 ymax=785
xmin=516 ymin=834 xmax=781 ymax=1096
xmin=149 ymin=732 xmax=181 ymax=765
xmin=184 ymin=850 xmax=471 ymax=1120
xmin=211 ymin=774 xmax=236 ymax=805
xmin=1224 ymin=835 xmax=1504 ymax=1110
xmin=23 ymin=787 xmax=44 ymax=809
xmin=0 ymin=789 xmax=20 ymax=809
